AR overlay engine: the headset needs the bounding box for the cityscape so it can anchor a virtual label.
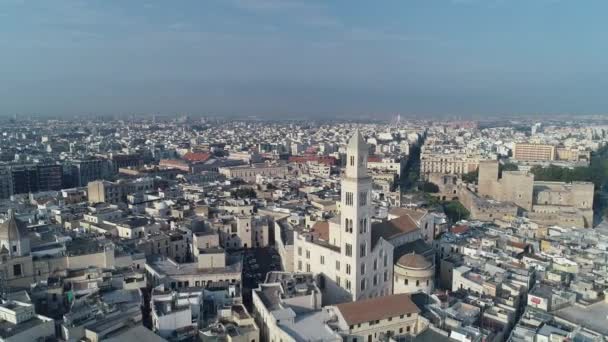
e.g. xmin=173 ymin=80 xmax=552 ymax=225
xmin=0 ymin=116 xmax=607 ymax=342
xmin=2 ymin=1 xmax=608 ymax=342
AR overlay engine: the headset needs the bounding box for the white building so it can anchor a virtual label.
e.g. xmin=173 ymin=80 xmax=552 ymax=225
xmin=294 ymin=131 xmax=395 ymax=303
xmin=0 ymin=300 xmax=55 ymax=342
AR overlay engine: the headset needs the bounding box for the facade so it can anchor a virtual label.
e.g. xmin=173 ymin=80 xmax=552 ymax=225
xmin=7 ymin=164 xmax=62 ymax=195
xmin=70 ymin=159 xmax=110 ymax=187
xmin=294 ymin=131 xmax=394 ymax=303
xmin=0 ymin=168 xmax=12 ymax=199
xmin=87 ymin=178 xmax=154 ymax=204
xmin=477 ymin=160 xmax=594 ymax=226
xmin=420 ymin=152 xmax=480 ymax=176
xmin=218 ymin=163 xmax=288 ymax=183
xmin=513 ymin=143 xmax=556 ymax=161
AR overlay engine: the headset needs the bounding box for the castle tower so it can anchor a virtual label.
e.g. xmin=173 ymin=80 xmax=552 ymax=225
xmin=341 ymin=129 xmax=372 ymax=298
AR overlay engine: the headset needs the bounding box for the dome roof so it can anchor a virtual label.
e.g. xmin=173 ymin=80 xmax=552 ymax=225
xmin=0 ymin=209 xmax=27 ymax=243
xmin=397 ymin=253 xmax=432 ymax=269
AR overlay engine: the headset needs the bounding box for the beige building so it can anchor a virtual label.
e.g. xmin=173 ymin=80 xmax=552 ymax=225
xmin=367 ymin=157 xmax=404 ymax=176
xmin=477 ymin=160 xmax=594 ymax=227
xmin=420 ymin=152 xmax=480 ymax=177
xmin=333 ymin=293 xmax=424 ymax=342
xmin=513 ymin=143 xmax=556 ymax=161
xmin=87 ymin=178 xmax=154 ymax=204
xmin=555 ymin=147 xmax=591 ymax=162
xmin=145 ymin=250 xmax=241 ymax=291
xmin=218 ymin=163 xmax=288 ymax=183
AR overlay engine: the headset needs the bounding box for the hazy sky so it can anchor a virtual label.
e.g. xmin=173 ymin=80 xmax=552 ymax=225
xmin=1 ymin=0 xmax=607 ymax=118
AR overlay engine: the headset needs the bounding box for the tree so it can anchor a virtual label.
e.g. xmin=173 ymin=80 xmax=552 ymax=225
xmin=462 ymin=170 xmax=478 ymax=184
xmin=443 ymin=201 xmax=470 ymax=222
xmin=231 ymin=188 xmax=257 ymax=199
xmin=420 ymin=181 xmax=439 ymax=193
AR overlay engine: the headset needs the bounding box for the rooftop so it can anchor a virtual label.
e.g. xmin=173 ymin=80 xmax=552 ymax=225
xmin=335 ymin=293 xmax=420 ymax=326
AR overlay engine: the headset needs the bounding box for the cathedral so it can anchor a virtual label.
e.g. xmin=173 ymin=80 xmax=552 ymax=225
xmin=294 ymin=130 xmax=396 ymax=303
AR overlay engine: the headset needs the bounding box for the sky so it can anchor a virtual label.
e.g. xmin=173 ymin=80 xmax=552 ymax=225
xmin=1 ymin=0 xmax=607 ymax=118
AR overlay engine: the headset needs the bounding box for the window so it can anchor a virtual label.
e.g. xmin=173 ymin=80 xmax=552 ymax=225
xmin=346 ymin=264 xmax=351 ymax=275
xmin=320 ymin=255 xmax=325 ymax=264
xmin=383 ymin=254 xmax=388 ymax=267
xmin=12 ymin=245 xmax=17 ymax=253
xmin=384 ymin=271 xmax=388 ymax=282
xmin=360 ymin=243 xmax=366 ymax=257
xmin=346 ymin=192 xmax=354 ymax=206
xmin=406 ymin=326 xmax=411 ymax=332
xmin=346 ymin=280 xmax=351 ymax=290
xmin=13 ymin=264 xmax=22 ymax=277
xmin=359 ymin=192 xmax=367 ymax=206
xmin=345 ymin=243 xmax=353 ymax=257
xmin=350 ymin=156 xmax=355 ymax=166
xmin=373 ymin=274 xmax=377 ymax=286
xmin=416 ymin=280 xmax=420 ymax=287
xmin=298 ymin=260 xmax=302 ymax=271
xmin=306 ymin=250 xmax=310 ymax=259
xmin=360 ymin=278 xmax=366 ymax=291
xmin=373 ymin=258 xmax=378 ymax=271
xmin=404 ymin=278 xmax=408 ymax=285
xmin=336 ymin=260 xmax=340 ymax=271
xmin=298 ymin=247 xmax=302 ymax=256
xmin=345 ymin=218 xmax=354 ymax=233
xmin=336 ymin=276 xmax=341 ymax=286
xmin=360 ymin=263 xmax=366 ymax=275
xmin=306 ymin=264 xmax=311 ymax=272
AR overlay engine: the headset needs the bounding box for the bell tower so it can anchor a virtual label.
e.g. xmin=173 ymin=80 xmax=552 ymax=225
xmin=341 ymin=129 xmax=372 ymax=298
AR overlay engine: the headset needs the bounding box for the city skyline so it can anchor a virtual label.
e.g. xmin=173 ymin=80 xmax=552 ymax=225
xmin=2 ymin=0 xmax=608 ymax=117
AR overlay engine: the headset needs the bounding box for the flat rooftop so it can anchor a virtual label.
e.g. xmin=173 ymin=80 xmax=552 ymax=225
xmin=279 ymin=310 xmax=340 ymax=341
xmin=0 ymin=316 xmax=51 ymax=339
xmin=554 ymin=300 xmax=608 ymax=336
xmin=146 ymin=257 xmax=241 ymax=276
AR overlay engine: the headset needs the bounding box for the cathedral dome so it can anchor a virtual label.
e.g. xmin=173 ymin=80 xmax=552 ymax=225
xmin=396 ymin=253 xmax=432 ymax=270
xmin=0 ymin=209 xmax=27 ymax=243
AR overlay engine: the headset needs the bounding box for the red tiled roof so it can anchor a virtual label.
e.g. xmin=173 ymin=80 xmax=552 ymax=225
xmin=336 ymin=294 xmax=420 ymax=326
xmin=183 ymin=152 xmax=212 ymax=162
xmin=367 ymin=156 xmax=382 ymax=163
xmin=371 ymin=215 xmax=419 ymax=247
xmin=451 ymin=224 xmax=469 ymax=234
